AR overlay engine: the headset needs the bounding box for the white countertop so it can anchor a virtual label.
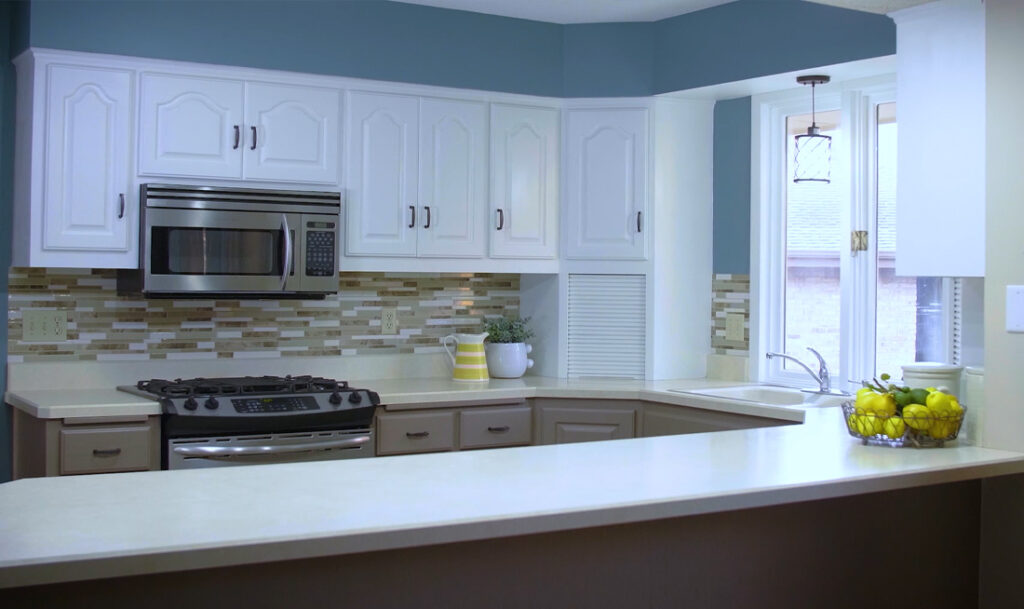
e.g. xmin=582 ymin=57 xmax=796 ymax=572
xmin=2 ymin=376 xmax=1024 ymax=589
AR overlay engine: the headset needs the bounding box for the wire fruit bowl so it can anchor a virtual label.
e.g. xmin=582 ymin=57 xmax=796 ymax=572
xmin=841 ymin=401 xmax=965 ymax=448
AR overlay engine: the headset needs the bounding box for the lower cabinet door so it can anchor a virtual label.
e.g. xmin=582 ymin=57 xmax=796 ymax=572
xmin=459 ymin=405 xmax=531 ymax=449
xmin=376 ymin=411 xmax=456 ymax=455
xmin=538 ymin=406 xmax=635 ymax=445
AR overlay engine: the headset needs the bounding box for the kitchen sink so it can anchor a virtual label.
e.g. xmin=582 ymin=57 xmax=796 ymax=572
xmin=668 ymin=385 xmax=849 ymax=408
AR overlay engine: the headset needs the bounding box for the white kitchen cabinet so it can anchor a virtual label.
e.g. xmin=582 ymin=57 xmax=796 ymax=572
xmin=12 ymin=55 xmax=137 ymax=268
xmin=489 ymin=104 xmax=559 ymax=259
xmin=345 ymin=92 xmax=486 ymax=258
xmin=565 ymin=107 xmax=648 ymax=260
xmin=139 ymin=74 xmax=340 ymax=184
xmin=892 ymin=0 xmax=985 ymax=277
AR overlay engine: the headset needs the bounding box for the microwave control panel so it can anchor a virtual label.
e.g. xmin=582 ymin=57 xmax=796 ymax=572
xmin=305 ymin=222 xmax=336 ymax=277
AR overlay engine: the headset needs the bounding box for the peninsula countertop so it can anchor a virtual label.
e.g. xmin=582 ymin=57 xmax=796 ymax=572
xmin=3 ymin=378 xmax=1024 ymax=589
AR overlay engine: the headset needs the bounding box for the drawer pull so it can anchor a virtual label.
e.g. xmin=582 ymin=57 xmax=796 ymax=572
xmin=405 ymin=431 xmax=430 ymax=439
xmin=92 ymin=448 xmax=123 ymax=458
xmin=487 ymin=426 xmax=510 ymax=434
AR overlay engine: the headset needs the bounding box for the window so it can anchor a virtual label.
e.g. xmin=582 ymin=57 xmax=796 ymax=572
xmin=751 ymin=77 xmax=955 ymax=391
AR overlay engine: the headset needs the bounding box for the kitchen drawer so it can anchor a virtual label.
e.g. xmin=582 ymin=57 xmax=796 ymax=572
xmin=377 ymin=411 xmax=456 ymax=455
xmin=60 ymin=426 xmax=153 ymax=475
xmin=459 ymin=405 xmax=532 ymax=449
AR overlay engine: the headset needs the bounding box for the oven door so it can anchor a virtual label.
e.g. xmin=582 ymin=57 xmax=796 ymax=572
xmin=144 ymin=207 xmax=303 ymax=294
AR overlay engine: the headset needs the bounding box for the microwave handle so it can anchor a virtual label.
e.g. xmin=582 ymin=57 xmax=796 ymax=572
xmin=280 ymin=214 xmax=293 ymax=290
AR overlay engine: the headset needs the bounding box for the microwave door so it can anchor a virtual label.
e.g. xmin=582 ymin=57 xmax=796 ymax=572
xmin=145 ymin=208 xmax=302 ymax=294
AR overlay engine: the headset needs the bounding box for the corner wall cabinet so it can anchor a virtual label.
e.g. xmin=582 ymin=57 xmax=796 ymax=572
xmin=489 ymin=104 xmax=560 ymax=259
xmin=565 ymin=107 xmax=648 ymax=260
xmin=12 ymin=55 xmax=136 ymax=268
xmin=138 ymin=74 xmax=340 ymax=184
xmin=344 ymin=92 xmax=487 ymax=258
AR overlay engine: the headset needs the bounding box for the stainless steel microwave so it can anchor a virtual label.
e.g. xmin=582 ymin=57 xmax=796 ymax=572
xmin=118 ymin=184 xmax=340 ymax=298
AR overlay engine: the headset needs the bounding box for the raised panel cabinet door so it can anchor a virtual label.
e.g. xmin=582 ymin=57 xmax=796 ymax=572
xmin=566 ymin=108 xmax=648 ymax=260
xmin=538 ymin=406 xmax=635 ymax=445
xmin=138 ymin=73 xmax=244 ymax=179
xmin=345 ymin=91 xmax=418 ymax=256
xmin=42 ymin=64 xmax=133 ymax=256
xmin=417 ymin=98 xmax=487 ymax=258
xmin=244 ymin=82 xmax=340 ymax=184
xmin=489 ymin=104 xmax=559 ymax=259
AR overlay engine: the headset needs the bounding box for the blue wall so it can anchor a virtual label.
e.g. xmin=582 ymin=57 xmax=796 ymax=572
xmin=712 ymin=97 xmax=752 ymax=275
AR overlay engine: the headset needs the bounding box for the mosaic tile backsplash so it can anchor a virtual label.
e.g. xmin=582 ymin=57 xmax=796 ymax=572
xmin=7 ymin=269 xmax=520 ymax=362
xmin=711 ymin=273 xmax=750 ymax=356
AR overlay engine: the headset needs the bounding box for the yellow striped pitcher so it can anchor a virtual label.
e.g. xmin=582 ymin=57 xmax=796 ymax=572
xmin=442 ymin=333 xmax=490 ymax=382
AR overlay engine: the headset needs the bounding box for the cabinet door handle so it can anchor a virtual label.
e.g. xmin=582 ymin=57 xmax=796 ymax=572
xmin=92 ymin=448 xmax=122 ymax=458
xmin=637 ymin=211 xmax=642 ymax=233
xmin=487 ymin=426 xmax=510 ymax=434
xmin=423 ymin=205 xmax=431 ymax=229
xmin=118 ymin=193 xmax=125 ymax=219
xmin=496 ymin=208 xmax=504 ymax=230
xmin=250 ymin=126 xmax=258 ymax=150
xmin=408 ymin=205 xmax=416 ymax=229
xmin=233 ymin=125 xmax=240 ymax=150
xmin=405 ymin=431 xmax=430 ymax=439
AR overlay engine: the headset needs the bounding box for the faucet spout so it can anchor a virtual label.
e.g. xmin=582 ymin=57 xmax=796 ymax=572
xmin=765 ymin=347 xmax=832 ymax=393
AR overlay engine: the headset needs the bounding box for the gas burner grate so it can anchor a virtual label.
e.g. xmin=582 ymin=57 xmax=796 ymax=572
xmin=135 ymin=375 xmax=349 ymax=398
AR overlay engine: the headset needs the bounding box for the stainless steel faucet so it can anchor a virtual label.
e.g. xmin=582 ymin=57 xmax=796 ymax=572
xmin=765 ymin=347 xmax=831 ymax=393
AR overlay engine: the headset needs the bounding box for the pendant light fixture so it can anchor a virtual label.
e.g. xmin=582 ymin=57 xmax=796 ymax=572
xmin=793 ymin=75 xmax=832 ymax=183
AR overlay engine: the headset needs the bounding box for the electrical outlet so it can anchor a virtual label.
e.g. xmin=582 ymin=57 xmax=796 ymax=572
xmin=23 ymin=310 xmax=67 ymax=342
xmin=725 ymin=313 xmax=745 ymax=342
xmin=381 ymin=308 xmax=398 ymax=335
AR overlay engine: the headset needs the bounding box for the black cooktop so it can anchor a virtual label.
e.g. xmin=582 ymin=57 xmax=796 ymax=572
xmin=135 ymin=375 xmax=348 ymax=398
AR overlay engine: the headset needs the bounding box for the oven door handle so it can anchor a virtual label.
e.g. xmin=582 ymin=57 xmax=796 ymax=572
xmin=280 ymin=213 xmax=293 ymax=290
xmin=172 ymin=435 xmax=370 ymax=459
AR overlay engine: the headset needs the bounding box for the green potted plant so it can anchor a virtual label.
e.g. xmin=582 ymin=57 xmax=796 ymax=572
xmin=481 ymin=316 xmax=535 ymax=378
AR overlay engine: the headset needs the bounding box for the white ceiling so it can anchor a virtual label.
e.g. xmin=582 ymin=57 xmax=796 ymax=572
xmin=395 ymin=0 xmax=934 ymax=24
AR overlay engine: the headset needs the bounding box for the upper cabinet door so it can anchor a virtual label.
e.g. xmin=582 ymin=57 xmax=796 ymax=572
xmin=42 ymin=64 xmax=134 ymax=259
xmin=345 ymin=91 xmax=419 ymax=257
xmin=243 ymin=82 xmax=340 ymax=184
xmin=565 ymin=108 xmax=648 ymax=260
xmin=892 ymin=0 xmax=984 ymax=277
xmin=138 ymin=73 xmax=244 ymax=179
xmin=417 ymin=98 xmax=487 ymax=258
xmin=489 ymin=104 xmax=559 ymax=259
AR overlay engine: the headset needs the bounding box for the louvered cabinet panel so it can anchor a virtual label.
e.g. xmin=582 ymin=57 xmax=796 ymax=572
xmin=567 ymin=274 xmax=646 ymax=379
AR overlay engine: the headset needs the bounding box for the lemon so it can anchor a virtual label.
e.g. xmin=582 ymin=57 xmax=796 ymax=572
xmin=861 ymin=393 xmax=897 ymax=416
xmin=903 ymin=404 xmax=931 ymax=431
xmin=853 ymin=414 xmax=883 ymax=437
xmin=882 ymin=416 xmax=906 ymax=439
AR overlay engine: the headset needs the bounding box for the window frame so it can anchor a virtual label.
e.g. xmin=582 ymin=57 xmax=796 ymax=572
xmin=750 ymin=75 xmax=948 ymax=391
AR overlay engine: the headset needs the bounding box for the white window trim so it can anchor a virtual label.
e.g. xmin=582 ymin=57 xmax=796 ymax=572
xmin=750 ymin=75 xmax=898 ymax=391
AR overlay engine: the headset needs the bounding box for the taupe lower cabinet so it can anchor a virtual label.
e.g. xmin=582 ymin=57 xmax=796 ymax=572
xmin=12 ymin=410 xmax=161 ymax=479
xmin=641 ymin=403 xmax=791 ymax=437
xmin=534 ymin=399 xmax=638 ymax=445
xmin=375 ymin=401 xmax=533 ymax=456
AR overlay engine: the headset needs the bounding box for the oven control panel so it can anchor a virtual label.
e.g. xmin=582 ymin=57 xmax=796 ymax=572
xmin=233 ymin=396 xmax=321 ymax=413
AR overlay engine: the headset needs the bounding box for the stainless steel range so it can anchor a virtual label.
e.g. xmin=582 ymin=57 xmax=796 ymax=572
xmin=120 ymin=375 xmax=380 ymax=469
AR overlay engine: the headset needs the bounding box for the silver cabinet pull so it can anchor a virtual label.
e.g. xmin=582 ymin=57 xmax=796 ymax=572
xmin=405 ymin=431 xmax=430 ymax=438
xmin=173 ymin=436 xmax=370 ymax=459
xmin=408 ymin=205 xmax=416 ymax=228
xmin=233 ymin=125 xmax=240 ymax=150
xmin=487 ymin=426 xmax=510 ymax=434
xmin=92 ymin=448 xmax=122 ymax=458
xmin=496 ymin=208 xmax=504 ymax=230
xmin=637 ymin=211 xmax=642 ymax=233
xmin=250 ymin=126 xmax=257 ymax=150
xmin=118 ymin=193 xmax=125 ymax=219
xmin=423 ymin=205 xmax=431 ymax=229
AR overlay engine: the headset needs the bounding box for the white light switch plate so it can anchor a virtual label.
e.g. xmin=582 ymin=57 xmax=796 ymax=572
xmin=725 ymin=313 xmax=745 ymax=342
xmin=1007 ymin=285 xmax=1024 ymax=333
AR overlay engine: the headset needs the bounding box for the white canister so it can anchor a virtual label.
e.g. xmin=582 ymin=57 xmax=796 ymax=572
xmin=484 ymin=343 xmax=534 ymax=379
xmin=962 ymin=366 xmax=984 ymax=445
xmin=900 ymin=362 xmax=964 ymax=396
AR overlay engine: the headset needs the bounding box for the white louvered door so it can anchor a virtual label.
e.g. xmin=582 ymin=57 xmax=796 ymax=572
xmin=567 ymin=274 xmax=646 ymax=379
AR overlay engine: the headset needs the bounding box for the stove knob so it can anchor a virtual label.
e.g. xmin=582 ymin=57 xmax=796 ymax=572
xmin=183 ymin=397 xmax=199 ymax=411
xmin=204 ymin=397 xmax=220 ymax=410
xmin=329 ymin=391 xmax=343 ymax=405
xmin=348 ymin=391 xmax=363 ymax=404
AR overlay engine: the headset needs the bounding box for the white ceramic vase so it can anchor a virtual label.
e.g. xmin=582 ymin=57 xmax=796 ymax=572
xmin=484 ymin=343 xmax=534 ymax=379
